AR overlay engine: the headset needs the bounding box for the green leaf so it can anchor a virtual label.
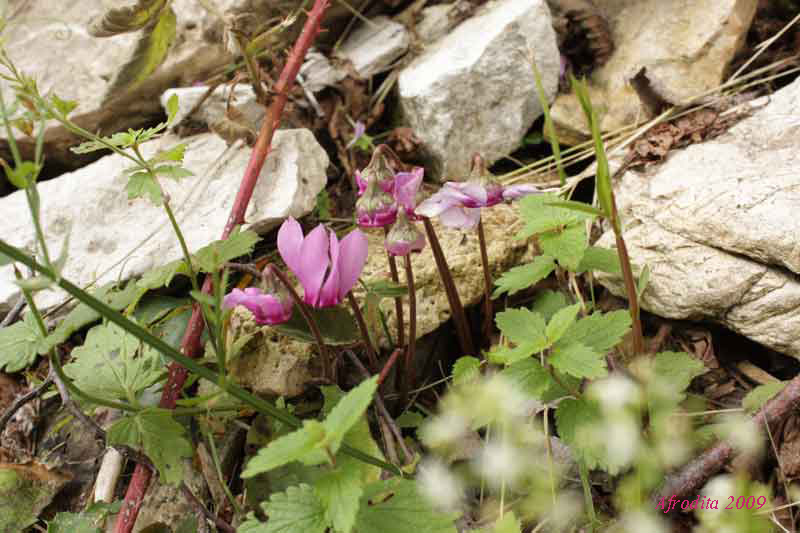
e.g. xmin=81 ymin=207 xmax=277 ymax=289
xmin=314 ymin=460 xmax=364 ymax=533
xmin=153 ymin=164 xmax=193 ymax=180
xmin=242 ymin=420 xmax=326 ymax=477
xmin=396 ymin=410 xmax=425 ymax=429
xmin=106 ymin=408 xmax=192 ymax=485
xmin=4 ymin=160 xmax=38 ymax=189
xmin=495 ymin=308 xmax=547 ymax=348
xmin=452 ymin=356 xmax=481 ymax=386
xmin=355 ymin=478 xmax=458 ymax=533
xmin=549 ymin=340 xmax=607 ymax=379
xmin=559 ymin=310 xmax=631 ymax=355
xmin=240 ymin=484 xmax=328 ymax=533
xmin=652 ymin=351 xmax=706 ymax=403
xmin=742 ymin=382 xmax=787 ymax=413
xmin=636 ymin=264 xmax=651 ymax=299
xmin=89 ymin=0 xmax=169 ymax=37
xmin=319 ymin=376 xmax=378 ymax=456
xmin=0 ymin=312 xmax=48 ymax=372
xmin=71 ymin=131 xmax=136 ymax=154
xmin=275 ymin=305 xmax=360 ymax=346
xmin=63 ymin=321 xmax=162 ymax=403
xmin=538 ymin=223 xmax=587 ymax=271
xmin=363 ymin=279 xmax=407 ymax=298
xmin=492 ymin=255 xmax=555 ymax=298
xmin=529 ymin=290 xmax=568 ymax=321
xmin=165 ymin=93 xmax=179 ymax=125
xmin=544 ymin=200 xmax=604 ymax=218
xmin=150 ymin=142 xmax=186 ymax=164
xmin=104 ymin=6 xmax=177 ymax=100
xmin=137 ymin=258 xmax=190 ymax=289
xmin=126 ymin=170 xmax=162 ymax=205
xmin=493 ymin=511 xmax=522 ymax=533
xmin=576 ymin=246 xmax=622 ymax=275
xmin=516 ymin=193 xmax=594 ymax=239
xmin=47 ymin=501 xmax=120 ymax=533
xmin=545 ymin=303 xmax=581 ymax=344
xmin=193 ymin=230 xmax=259 ymax=273
xmin=50 ymin=93 xmax=78 ymax=118
xmin=0 ymin=251 xmax=11 ymax=266
xmin=555 ymin=397 xmax=605 ymax=470
xmin=499 ymin=358 xmax=574 ymax=403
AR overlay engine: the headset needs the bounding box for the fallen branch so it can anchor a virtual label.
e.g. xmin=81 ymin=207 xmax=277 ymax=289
xmin=658 ymin=377 xmax=800 ymax=501
xmin=114 ymin=3 xmax=331 ymax=531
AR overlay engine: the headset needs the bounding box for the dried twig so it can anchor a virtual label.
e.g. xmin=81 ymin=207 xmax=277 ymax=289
xmin=0 ymin=373 xmax=52 ymax=434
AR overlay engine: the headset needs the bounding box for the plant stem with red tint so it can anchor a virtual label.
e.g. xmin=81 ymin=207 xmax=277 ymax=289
xmin=114 ymin=3 xmax=331 ymax=531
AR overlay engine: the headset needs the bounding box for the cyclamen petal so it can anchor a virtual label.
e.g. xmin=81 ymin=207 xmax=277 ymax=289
xmin=277 ymin=217 xmax=304 ymax=274
xmin=337 ymin=229 xmax=369 ymax=301
xmin=223 ymin=288 xmax=291 ymax=325
xmin=393 ymin=167 xmax=424 ymax=212
xmin=318 ymin=231 xmax=342 ymax=307
xmin=439 ymin=206 xmax=481 ymax=229
xmin=297 ymin=224 xmax=330 ymax=306
xmin=502 ymin=183 xmax=541 ymax=201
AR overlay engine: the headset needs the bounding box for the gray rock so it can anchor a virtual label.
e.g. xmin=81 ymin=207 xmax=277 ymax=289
xmin=595 ymin=76 xmax=800 ymax=359
xmin=0 ymin=129 xmax=328 ymax=313
xmin=551 ymin=0 xmax=758 ymax=144
xmin=398 ymin=0 xmax=560 ymax=180
xmin=336 ymin=16 xmax=410 ymax=78
xmin=161 ymin=84 xmax=264 ymax=130
xmin=299 ymin=50 xmax=346 ymax=93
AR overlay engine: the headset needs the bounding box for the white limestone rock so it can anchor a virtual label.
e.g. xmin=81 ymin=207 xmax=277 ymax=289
xmin=0 ymin=129 xmax=328 ymax=312
xmin=398 ymin=0 xmax=560 ymax=180
xmin=595 ymin=76 xmax=800 ymax=359
xmin=336 ymin=16 xmax=410 ymax=78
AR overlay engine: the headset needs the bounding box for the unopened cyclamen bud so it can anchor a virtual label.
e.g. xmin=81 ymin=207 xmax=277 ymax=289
xmin=385 ymin=209 xmax=426 ymax=256
xmin=356 ymin=179 xmax=397 ymax=228
xmin=356 ymin=145 xmax=397 ymax=195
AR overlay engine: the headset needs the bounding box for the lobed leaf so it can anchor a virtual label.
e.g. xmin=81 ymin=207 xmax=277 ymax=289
xmin=242 ymin=421 xmax=326 ymax=478
xmin=354 ymin=478 xmax=458 ymax=533
xmin=492 ymin=255 xmax=555 ymax=298
xmin=0 ymin=312 xmax=48 ymax=372
xmin=538 ymin=223 xmax=587 ymax=271
xmin=516 ymin=193 xmax=594 ymax=239
xmin=576 ymin=246 xmax=621 ymax=275
xmin=545 ymin=303 xmax=581 ymax=345
xmin=89 ymin=0 xmax=169 ymax=37
xmin=549 ymin=340 xmax=607 ymax=380
xmin=240 ymin=484 xmax=327 ymax=533
xmin=743 ymin=381 xmax=787 ymax=413
xmin=451 ymin=356 xmax=481 ymax=386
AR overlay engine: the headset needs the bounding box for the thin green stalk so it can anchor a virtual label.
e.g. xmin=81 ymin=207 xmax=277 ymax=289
xmin=530 ymin=56 xmax=566 ymax=186
xmin=579 ymin=461 xmax=596 ymax=531
xmin=200 ymin=421 xmax=244 ymax=515
xmin=0 ymin=240 xmax=401 ymax=476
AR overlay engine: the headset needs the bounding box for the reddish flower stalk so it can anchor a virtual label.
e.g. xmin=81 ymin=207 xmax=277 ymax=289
xmin=401 ymin=254 xmax=417 ymax=406
xmin=476 ymin=219 xmax=492 ymax=349
xmin=114 ymin=2 xmax=331 ymax=531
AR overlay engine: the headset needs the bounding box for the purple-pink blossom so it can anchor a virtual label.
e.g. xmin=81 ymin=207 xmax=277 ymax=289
xmin=385 ymin=209 xmax=426 ymax=256
xmin=223 ymin=287 xmax=292 ymax=325
xmin=393 ymin=166 xmax=424 ymax=219
xmin=356 ymin=179 xmax=397 ymax=228
xmin=277 ymin=217 xmax=368 ymax=308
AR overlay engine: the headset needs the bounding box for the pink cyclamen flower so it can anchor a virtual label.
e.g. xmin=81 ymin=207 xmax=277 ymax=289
xmin=393 ymin=166 xmax=424 ymax=220
xmin=385 ymin=209 xmax=426 ymax=256
xmin=356 ymin=179 xmax=397 ymax=228
xmin=277 ymin=217 xmax=369 ymax=308
xmin=356 ymin=146 xmax=395 ymax=195
xmin=223 ymin=287 xmax=292 ymax=325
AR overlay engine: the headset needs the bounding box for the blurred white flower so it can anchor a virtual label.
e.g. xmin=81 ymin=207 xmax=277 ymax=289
xmin=421 ymin=412 xmax=469 ymax=449
xmin=588 ymin=375 xmax=642 ymax=412
xmin=417 ymin=460 xmax=464 ymax=511
xmin=475 ymin=440 xmax=525 ymax=489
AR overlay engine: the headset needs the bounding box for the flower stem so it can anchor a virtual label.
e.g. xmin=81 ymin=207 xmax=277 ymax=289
xmin=347 ymin=292 xmax=378 ymax=370
xmin=383 ymin=226 xmax=405 ymax=348
xmin=378 ymin=348 xmax=403 ymax=386
xmin=422 ymin=219 xmax=475 ymax=356
xmin=268 ymin=264 xmax=332 ymax=379
xmin=476 ymin=218 xmax=493 ymax=350
xmin=401 ymin=255 xmax=417 ymax=406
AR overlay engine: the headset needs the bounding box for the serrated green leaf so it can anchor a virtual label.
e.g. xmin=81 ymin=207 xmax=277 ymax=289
xmin=63 ymin=321 xmax=162 ymax=403
xmin=742 ymin=382 xmax=787 ymax=413
xmin=559 ymin=310 xmax=631 ymax=355
xmin=89 ymin=0 xmax=169 ymax=37
xmin=396 ymin=410 xmax=425 ymax=429
xmin=242 ymin=420 xmax=326 ymax=477
xmin=315 ymin=461 xmax=364 ymax=533
xmin=637 ymin=264 xmax=650 ymax=299
xmin=555 ymin=397 xmax=605 ymax=470
xmin=452 ymin=356 xmax=481 ymax=386
xmin=137 ymin=258 xmax=188 ymax=290
xmin=47 ymin=501 xmax=120 ymax=533
xmin=0 ymin=312 xmax=48 ymax=372
xmin=274 ymin=305 xmax=359 ymax=346
xmin=487 ymin=341 xmax=541 ymax=366
xmin=4 ymin=160 xmax=37 ymax=189
xmin=493 ymin=511 xmax=522 ymax=533
xmin=241 ymin=484 xmax=328 ymax=533
xmin=538 ymin=223 xmax=587 ymax=271
xmin=165 ymin=93 xmax=179 ymax=124
xmin=545 ymin=303 xmax=581 ymax=344
xmin=153 ymin=164 xmax=192 ymax=180
xmin=356 ymin=478 xmax=458 ymax=533
xmin=516 ymin=193 xmax=594 ymax=239
xmin=106 ymin=409 xmax=192 ymax=485
xmin=577 ymin=246 xmax=621 ymax=275
xmin=70 ymin=131 xmax=136 ymax=154
xmin=530 ymin=290 xmax=568 ymax=321
xmin=127 ymin=170 xmax=162 ymax=205
xmin=319 ymin=376 xmax=378 ymax=456
xmin=652 ymin=351 xmax=705 ymax=401
xmin=549 ymin=340 xmax=606 ymax=379
xmin=492 ymin=255 xmax=555 ymax=298
xmin=499 ymin=358 xmax=574 ymax=403
xmin=49 ymin=93 xmax=78 ymax=118
xmin=544 ymin=200 xmax=603 ymax=218
xmin=193 ymin=230 xmax=259 ymax=273
xmin=495 ymin=308 xmax=547 ymax=347
xmin=150 ymin=142 xmax=186 ymax=164
xmin=104 ymin=6 xmax=177 ymax=100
